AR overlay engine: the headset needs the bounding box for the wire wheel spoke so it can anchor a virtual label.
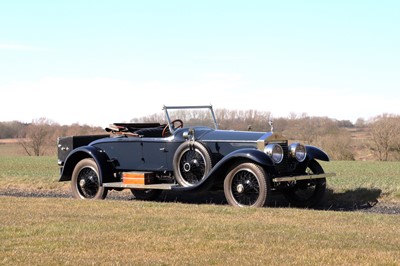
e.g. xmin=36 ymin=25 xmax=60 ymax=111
xmin=77 ymin=168 xmax=99 ymax=198
xmin=231 ymin=170 xmax=260 ymax=206
xmin=180 ymin=149 xmax=206 ymax=184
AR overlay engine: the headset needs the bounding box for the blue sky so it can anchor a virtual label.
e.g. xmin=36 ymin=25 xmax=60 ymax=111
xmin=1 ymin=1 xmax=399 ymax=126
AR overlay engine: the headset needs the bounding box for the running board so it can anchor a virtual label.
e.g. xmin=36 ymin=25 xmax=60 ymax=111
xmin=103 ymin=182 xmax=179 ymax=190
xmin=272 ymin=173 xmax=336 ymax=183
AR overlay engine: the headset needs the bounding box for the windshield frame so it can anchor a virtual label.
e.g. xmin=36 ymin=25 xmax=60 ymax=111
xmin=163 ymin=105 xmax=219 ymax=134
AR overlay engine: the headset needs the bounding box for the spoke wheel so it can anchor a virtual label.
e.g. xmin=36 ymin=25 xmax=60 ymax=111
xmin=71 ymin=158 xmax=107 ymax=200
xmin=173 ymin=142 xmax=212 ymax=187
xmin=131 ymin=189 xmax=161 ymax=201
xmin=224 ymin=162 xmax=270 ymax=207
xmin=282 ymin=159 xmax=326 ymax=208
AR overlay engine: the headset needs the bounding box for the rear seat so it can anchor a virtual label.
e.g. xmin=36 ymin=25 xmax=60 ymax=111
xmin=105 ymin=123 xmax=166 ymax=138
xmin=105 ymin=125 xmax=139 ymax=137
xmin=134 ymin=127 xmax=164 ymax=138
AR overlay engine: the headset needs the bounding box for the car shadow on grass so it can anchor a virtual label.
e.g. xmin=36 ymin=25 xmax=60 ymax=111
xmin=321 ymin=187 xmax=382 ymax=211
xmin=155 ymin=187 xmax=383 ymax=212
xmin=1 ymin=187 xmax=387 ymax=213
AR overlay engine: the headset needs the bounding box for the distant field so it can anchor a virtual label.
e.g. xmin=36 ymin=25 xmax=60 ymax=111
xmin=0 ymin=141 xmax=26 ymax=156
xmin=0 ymin=139 xmax=56 ymax=157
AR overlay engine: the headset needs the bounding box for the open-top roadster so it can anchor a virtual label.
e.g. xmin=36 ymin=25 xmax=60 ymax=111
xmin=57 ymin=105 xmax=335 ymax=207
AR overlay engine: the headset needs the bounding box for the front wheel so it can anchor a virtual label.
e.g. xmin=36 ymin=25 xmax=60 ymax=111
xmin=282 ymin=159 xmax=326 ymax=208
xmin=71 ymin=158 xmax=108 ymax=200
xmin=224 ymin=162 xmax=270 ymax=207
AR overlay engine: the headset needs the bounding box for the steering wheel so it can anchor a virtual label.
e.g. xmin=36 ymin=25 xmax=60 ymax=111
xmin=162 ymin=119 xmax=184 ymax=137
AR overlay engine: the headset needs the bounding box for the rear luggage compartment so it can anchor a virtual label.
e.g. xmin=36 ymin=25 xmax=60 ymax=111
xmin=57 ymin=135 xmax=109 ymax=165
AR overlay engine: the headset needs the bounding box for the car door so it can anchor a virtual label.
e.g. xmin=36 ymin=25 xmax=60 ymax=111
xmin=140 ymin=139 xmax=168 ymax=171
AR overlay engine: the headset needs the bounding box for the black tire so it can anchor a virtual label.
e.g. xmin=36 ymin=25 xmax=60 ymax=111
xmin=130 ymin=189 xmax=161 ymax=201
xmin=282 ymin=159 xmax=326 ymax=208
xmin=224 ymin=162 xmax=270 ymax=207
xmin=173 ymin=142 xmax=212 ymax=187
xmin=71 ymin=158 xmax=108 ymax=200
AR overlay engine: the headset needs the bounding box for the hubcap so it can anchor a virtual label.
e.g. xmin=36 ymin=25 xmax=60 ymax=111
xmin=179 ymin=148 xmax=207 ymax=185
xmin=77 ymin=167 xmax=99 ymax=198
xmin=183 ymin=163 xmax=191 ymax=172
xmin=231 ymin=169 xmax=260 ymax=206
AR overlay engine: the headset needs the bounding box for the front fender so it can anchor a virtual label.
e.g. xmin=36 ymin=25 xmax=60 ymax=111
xmin=212 ymin=148 xmax=274 ymax=170
xmin=175 ymin=148 xmax=274 ymax=192
xmin=306 ymin=145 xmax=330 ymax=161
xmin=59 ymin=146 xmax=114 ymax=185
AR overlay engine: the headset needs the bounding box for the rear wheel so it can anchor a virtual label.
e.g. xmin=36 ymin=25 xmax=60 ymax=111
xmin=71 ymin=158 xmax=108 ymax=199
xmin=130 ymin=189 xmax=161 ymax=201
xmin=282 ymin=159 xmax=326 ymax=208
xmin=224 ymin=162 xmax=270 ymax=207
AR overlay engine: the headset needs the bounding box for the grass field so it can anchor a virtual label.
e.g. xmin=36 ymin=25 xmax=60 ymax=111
xmin=1 ymin=197 xmax=400 ymax=265
xmin=1 ymin=155 xmax=399 ymax=204
xmin=322 ymin=161 xmax=400 ymax=203
xmin=0 ymin=156 xmax=67 ymax=192
xmin=1 ymin=148 xmax=400 ymax=265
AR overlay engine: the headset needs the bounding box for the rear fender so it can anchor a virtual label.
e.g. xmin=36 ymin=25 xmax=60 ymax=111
xmin=59 ymin=146 xmax=114 ymax=185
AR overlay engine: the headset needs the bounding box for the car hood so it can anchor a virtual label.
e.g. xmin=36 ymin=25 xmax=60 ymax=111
xmin=198 ymin=130 xmax=272 ymax=142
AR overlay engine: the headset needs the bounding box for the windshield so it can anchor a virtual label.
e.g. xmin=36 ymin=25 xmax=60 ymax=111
xmin=163 ymin=105 xmax=218 ymax=131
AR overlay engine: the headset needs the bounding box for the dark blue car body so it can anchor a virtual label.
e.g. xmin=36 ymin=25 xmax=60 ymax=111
xmin=58 ymin=105 xmax=335 ymax=207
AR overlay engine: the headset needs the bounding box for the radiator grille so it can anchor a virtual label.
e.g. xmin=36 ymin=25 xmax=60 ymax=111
xmin=275 ymin=142 xmax=288 ymax=173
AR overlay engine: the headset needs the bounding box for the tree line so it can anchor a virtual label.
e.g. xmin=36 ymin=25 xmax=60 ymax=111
xmin=1 ymin=110 xmax=400 ymax=161
xmin=0 ymin=118 xmax=103 ymax=156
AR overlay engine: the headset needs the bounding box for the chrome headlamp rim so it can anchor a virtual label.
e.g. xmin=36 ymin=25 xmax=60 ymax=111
xmin=264 ymin=143 xmax=284 ymax=164
xmin=289 ymin=143 xmax=307 ymax=162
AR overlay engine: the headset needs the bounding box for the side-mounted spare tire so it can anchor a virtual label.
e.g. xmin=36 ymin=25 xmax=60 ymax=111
xmin=173 ymin=141 xmax=212 ymax=187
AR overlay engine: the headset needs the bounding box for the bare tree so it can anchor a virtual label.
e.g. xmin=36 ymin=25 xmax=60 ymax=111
xmin=19 ymin=118 xmax=53 ymax=156
xmin=369 ymin=114 xmax=400 ymax=161
xmin=131 ymin=113 xmax=164 ymax=123
xmin=317 ymin=130 xmax=355 ymax=160
xmin=355 ymin=118 xmax=366 ymax=128
xmin=284 ymin=116 xmax=322 ymax=144
xmin=0 ymin=121 xmax=26 ymax=138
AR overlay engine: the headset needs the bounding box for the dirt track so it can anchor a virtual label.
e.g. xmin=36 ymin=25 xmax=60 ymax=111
xmin=1 ymin=188 xmax=399 ymax=215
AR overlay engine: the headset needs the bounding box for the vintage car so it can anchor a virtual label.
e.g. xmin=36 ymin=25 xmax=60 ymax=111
xmin=57 ymin=105 xmax=335 ymax=207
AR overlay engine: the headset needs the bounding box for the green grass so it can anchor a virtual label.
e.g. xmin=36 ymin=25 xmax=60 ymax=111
xmin=1 ymin=155 xmax=400 ymax=203
xmin=322 ymin=161 xmax=400 ymax=202
xmin=1 ymin=197 xmax=400 ymax=265
xmin=0 ymin=156 xmax=67 ymax=191
xmin=1 ymin=153 xmax=400 ymax=264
